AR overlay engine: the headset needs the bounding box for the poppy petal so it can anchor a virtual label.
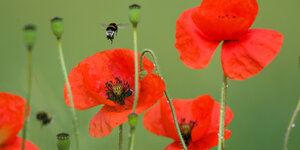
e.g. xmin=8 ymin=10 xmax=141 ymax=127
xmin=0 ymin=137 xmax=39 ymax=150
xmin=208 ymin=102 xmax=233 ymax=134
xmin=0 ymin=93 xmax=27 ymax=145
xmin=175 ymin=6 xmax=220 ymax=69
xmin=149 ymin=95 xmax=214 ymax=141
xmin=89 ymin=73 xmax=165 ymax=137
xmin=221 ymin=29 xmax=284 ymax=80
xmin=164 ymin=142 xmax=183 ymax=150
xmin=191 ymin=129 xmax=231 ymax=150
xmin=64 ymin=48 xmax=154 ymax=110
xmin=193 ymin=0 xmax=258 ymax=40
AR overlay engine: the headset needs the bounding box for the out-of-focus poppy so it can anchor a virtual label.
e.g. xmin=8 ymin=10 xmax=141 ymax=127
xmin=64 ymin=48 xmax=165 ymax=137
xmin=143 ymin=95 xmax=233 ymax=150
xmin=175 ymin=0 xmax=283 ymax=80
xmin=0 ymin=92 xmax=39 ymax=150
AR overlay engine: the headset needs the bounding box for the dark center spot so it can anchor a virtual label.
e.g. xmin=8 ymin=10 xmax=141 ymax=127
xmin=105 ymin=77 xmax=133 ymax=105
xmin=179 ymin=118 xmax=197 ymax=146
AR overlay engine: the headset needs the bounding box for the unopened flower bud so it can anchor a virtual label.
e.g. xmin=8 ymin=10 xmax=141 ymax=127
xmin=129 ymin=4 xmax=141 ymax=27
xmin=24 ymin=24 xmax=36 ymax=50
xmin=128 ymin=113 xmax=138 ymax=129
xmin=51 ymin=17 xmax=64 ymax=39
xmin=56 ymin=133 xmax=70 ymax=150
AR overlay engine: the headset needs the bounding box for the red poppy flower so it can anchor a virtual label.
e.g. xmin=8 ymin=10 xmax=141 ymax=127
xmin=175 ymin=0 xmax=283 ymax=80
xmin=64 ymin=48 xmax=165 ymax=137
xmin=0 ymin=92 xmax=39 ymax=150
xmin=143 ymin=95 xmax=233 ymax=150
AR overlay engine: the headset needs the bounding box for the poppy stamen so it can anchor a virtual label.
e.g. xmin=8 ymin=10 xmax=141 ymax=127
xmin=105 ymin=77 xmax=133 ymax=105
xmin=179 ymin=118 xmax=198 ymax=146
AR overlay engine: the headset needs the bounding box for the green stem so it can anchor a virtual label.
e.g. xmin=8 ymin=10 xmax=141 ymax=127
xmin=128 ymin=126 xmax=136 ymax=150
xmin=21 ymin=48 xmax=33 ymax=150
xmin=283 ymin=98 xmax=300 ymax=150
xmin=140 ymin=49 xmax=188 ymax=150
xmin=119 ymin=124 xmax=123 ymax=150
xmin=217 ymin=74 xmax=228 ymax=150
xmin=128 ymin=25 xmax=139 ymax=150
xmin=132 ymin=25 xmax=139 ymax=113
xmin=57 ymin=39 xmax=80 ymax=150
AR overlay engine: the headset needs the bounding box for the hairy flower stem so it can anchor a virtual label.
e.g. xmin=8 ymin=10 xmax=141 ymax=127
xmin=128 ymin=24 xmax=139 ymax=150
xmin=119 ymin=124 xmax=123 ymax=150
xmin=21 ymin=48 xmax=33 ymax=150
xmin=283 ymin=98 xmax=300 ymax=150
xmin=217 ymin=74 xmax=228 ymax=150
xmin=140 ymin=49 xmax=188 ymax=150
xmin=57 ymin=38 xmax=80 ymax=150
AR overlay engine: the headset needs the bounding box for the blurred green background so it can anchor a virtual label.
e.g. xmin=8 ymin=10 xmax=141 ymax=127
xmin=0 ymin=0 xmax=300 ymax=149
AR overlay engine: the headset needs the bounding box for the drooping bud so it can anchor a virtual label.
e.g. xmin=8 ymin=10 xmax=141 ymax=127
xmin=129 ymin=4 xmax=141 ymax=27
xmin=24 ymin=24 xmax=36 ymax=50
xmin=51 ymin=17 xmax=64 ymax=39
xmin=139 ymin=70 xmax=148 ymax=80
xmin=56 ymin=133 xmax=70 ymax=150
xmin=128 ymin=113 xmax=138 ymax=129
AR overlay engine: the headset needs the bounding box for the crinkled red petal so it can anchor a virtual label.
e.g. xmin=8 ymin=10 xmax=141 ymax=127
xmin=144 ymin=95 xmax=214 ymax=141
xmin=0 ymin=137 xmax=39 ymax=150
xmin=192 ymin=129 xmax=232 ymax=150
xmin=207 ymin=102 xmax=233 ymax=134
xmin=0 ymin=93 xmax=27 ymax=145
xmin=64 ymin=48 xmax=154 ymax=110
xmin=221 ymin=29 xmax=284 ymax=80
xmin=193 ymin=0 xmax=258 ymax=40
xmin=89 ymin=73 xmax=165 ymax=137
xmin=175 ymin=6 xmax=220 ymax=69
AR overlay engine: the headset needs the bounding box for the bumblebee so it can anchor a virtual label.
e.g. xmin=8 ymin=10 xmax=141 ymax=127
xmin=100 ymin=23 xmax=128 ymax=44
xmin=36 ymin=111 xmax=52 ymax=126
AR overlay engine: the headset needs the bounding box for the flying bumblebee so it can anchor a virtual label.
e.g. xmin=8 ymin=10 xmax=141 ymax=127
xmin=36 ymin=111 xmax=52 ymax=126
xmin=99 ymin=23 xmax=128 ymax=44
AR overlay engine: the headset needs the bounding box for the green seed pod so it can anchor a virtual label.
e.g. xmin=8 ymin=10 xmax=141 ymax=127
xmin=129 ymin=4 xmax=141 ymax=26
xmin=51 ymin=17 xmax=64 ymax=39
xmin=56 ymin=133 xmax=70 ymax=150
xmin=128 ymin=113 xmax=138 ymax=129
xmin=139 ymin=70 xmax=148 ymax=80
xmin=24 ymin=24 xmax=36 ymax=50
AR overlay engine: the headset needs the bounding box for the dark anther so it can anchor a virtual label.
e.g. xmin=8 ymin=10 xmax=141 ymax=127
xmin=105 ymin=77 xmax=133 ymax=105
xmin=179 ymin=118 xmax=198 ymax=146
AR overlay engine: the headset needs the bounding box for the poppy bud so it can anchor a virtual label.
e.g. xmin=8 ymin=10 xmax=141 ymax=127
xmin=51 ymin=17 xmax=64 ymax=39
xmin=139 ymin=70 xmax=148 ymax=80
xmin=24 ymin=24 xmax=36 ymax=50
xmin=56 ymin=133 xmax=70 ymax=150
xmin=129 ymin=4 xmax=141 ymax=26
xmin=128 ymin=113 xmax=138 ymax=129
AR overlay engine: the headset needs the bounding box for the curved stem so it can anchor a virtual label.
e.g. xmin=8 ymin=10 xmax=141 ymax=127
xmin=128 ymin=25 xmax=139 ymax=150
xmin=21 ymin=48 xmax=33 ymax=150
xmin=119 ymin=124 xmax=123 ymax=150
xmin=140 ymin=49 xmax=188 ymax=150
xmin=283 ymin=98 xmax=300 ymax=150
xmin=217 ymin=74 xmax=228 ymax=150
xmin=57 ymin=39 xmax=80 ymax=150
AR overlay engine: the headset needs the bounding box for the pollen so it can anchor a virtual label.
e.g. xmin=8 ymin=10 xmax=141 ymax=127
xmin=105 ymin=77 xmax=133 ymax=105
xmin=179 ymin=118 xmax=197 ymax=146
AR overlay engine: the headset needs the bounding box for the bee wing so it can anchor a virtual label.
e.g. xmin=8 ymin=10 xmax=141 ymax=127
xmin=99 ymin=24 xmax=108 ymax=29
xmin=117 ymin=24 xmax=129 ymax=29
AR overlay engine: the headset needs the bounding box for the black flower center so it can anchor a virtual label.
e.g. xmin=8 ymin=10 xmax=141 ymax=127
xmin=105 ymin=77 xmax=133 ymax=105
xmin=179 ymin=118 xmax=197 ymax=146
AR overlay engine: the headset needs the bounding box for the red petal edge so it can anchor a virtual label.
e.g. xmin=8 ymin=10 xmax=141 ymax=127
xmin=0 ymin=93 xmax=27 ymax=145
xmin=0 ymin=137 xmax=39 ymax=150
xmin=175 ymin=6 xmax=220 ymax=69
xmin=221 ymin=29 xmax=284 ymax=80
xmin=89 ymin=73 xmax=165 ymax=137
